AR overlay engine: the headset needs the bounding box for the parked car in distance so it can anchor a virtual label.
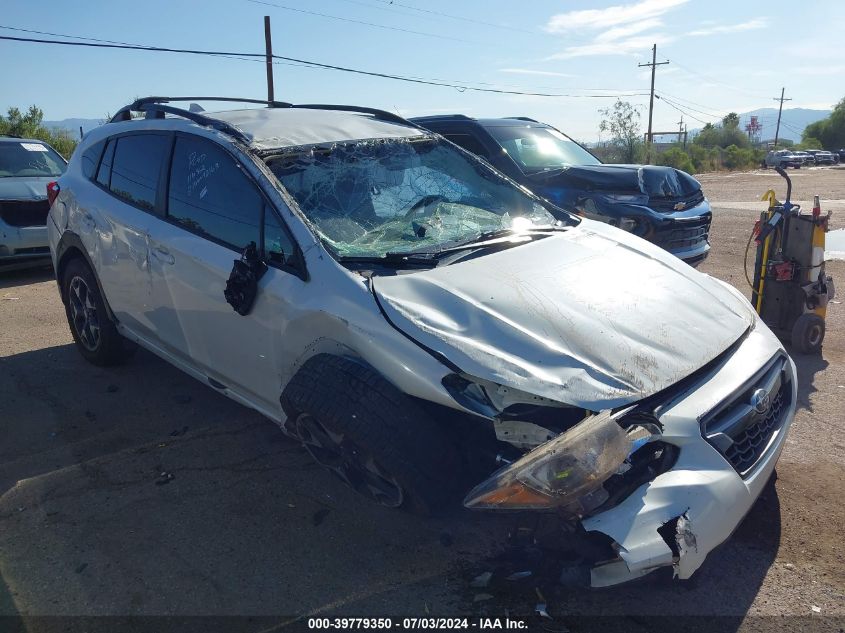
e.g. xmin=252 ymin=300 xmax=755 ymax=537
xmin=49 ymin=97 xmax=796 ymax=588
xmin=810 ymin=150 xmax=835 ymax=165
xmin=792 ymin=150 xmax=815 ymax=166
xmin=764 ymin=150 xmax=802 ymax=169
xmin=410 ymin=115 xmax=711 ymax=266
xmin=1 ymin=135 xmax=67 ymax=269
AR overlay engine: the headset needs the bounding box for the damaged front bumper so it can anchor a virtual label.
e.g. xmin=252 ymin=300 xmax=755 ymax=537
xmin=583 ymin=326 xmax=797 ymax=586
xmin=462 ymin=321 xmax=796 ymax=587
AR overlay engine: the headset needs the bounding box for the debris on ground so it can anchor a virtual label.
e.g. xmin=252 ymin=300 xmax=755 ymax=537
xmin=470 ymin=572 xmax=492 ymax=588
xmin=811 ymin=605 xmax=821 ymax=613
xmin=534 ymin=588 xmax=552 ymax=619
xmin=155 ymin=471 xmax=174 ymax=486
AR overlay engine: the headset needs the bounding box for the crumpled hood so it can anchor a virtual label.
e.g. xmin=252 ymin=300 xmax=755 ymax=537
xmin=528 ymin=164 xmax=701 ymax=198
xmin=373 ymin=221 xmax=753 ymax=409
xmin=0 ymin=176 xmax=54 ymax=201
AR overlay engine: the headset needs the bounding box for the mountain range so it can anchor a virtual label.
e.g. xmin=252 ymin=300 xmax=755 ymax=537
xmin=669 ymin=107 xmax=832 ymax=144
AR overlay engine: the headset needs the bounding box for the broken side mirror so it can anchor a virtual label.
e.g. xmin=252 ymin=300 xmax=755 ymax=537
xmin=223 ymin=241 xmax=268 ymax=316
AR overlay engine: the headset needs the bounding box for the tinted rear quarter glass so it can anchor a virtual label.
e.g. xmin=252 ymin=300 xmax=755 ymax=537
xmin=167 ymin=136 xmax=262 ymax=251
xmin=81 ymin=141 xmax=105 ymax=179
xmin=109 ymin=135 xmax=169 ymax=212
xmin=96 ymin=139 xmax=115 ymax=188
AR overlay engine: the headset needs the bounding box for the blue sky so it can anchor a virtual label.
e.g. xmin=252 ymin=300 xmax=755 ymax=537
xmin=3 ymin=0 xmax=843 ymax=140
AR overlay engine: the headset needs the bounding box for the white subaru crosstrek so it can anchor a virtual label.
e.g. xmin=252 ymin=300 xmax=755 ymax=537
xmin=48 ymin=97 xmax=796 ymax=586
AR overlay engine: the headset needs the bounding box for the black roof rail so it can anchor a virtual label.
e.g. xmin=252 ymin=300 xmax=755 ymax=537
xmin=107 ymin=96 xmax=427 ymax=144
xmin=407 ymin=114 xmax=475 ymax=122
xmin=505 ymin=116 xmax=540 ymax=123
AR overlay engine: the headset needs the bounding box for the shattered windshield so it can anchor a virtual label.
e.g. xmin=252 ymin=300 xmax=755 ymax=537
xmin=266 ymin=137 xmax=559 ymax=259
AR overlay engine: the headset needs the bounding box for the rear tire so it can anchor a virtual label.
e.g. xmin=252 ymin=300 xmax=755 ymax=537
xmin=791 ymin=313 xmax=825 ymax=354
xmin=62 ymin=258 xmax=136 ymax=366
xmin=281 ymin=354 xmax=462 ymax=515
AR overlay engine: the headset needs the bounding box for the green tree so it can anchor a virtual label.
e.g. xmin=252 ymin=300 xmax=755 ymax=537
xmin=0 ymin=105 xmax=78 ymax=158
xmin=598 ymin=100 xmax=644 ymax=163
xmin=722 ymin=112 xmax=740 ymax=129
xmin=692 ymin=115 xmax=750 ymax=150
xmin=802 ymin=97 xmax=845 ymax=150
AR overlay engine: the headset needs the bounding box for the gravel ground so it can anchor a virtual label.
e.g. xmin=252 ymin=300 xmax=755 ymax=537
xmin=0 ymin=167 xmax=843 ymax=630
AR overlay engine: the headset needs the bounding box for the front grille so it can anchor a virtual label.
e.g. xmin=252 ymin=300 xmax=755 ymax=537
xmin=661 ymin=222 xmax=710 ymax=251
xmin=649 ymin=189 xmax=705 ymax=213
xmin=701 ymin=356 xmax=792 ymax=478
xmin=0 ymin=200 xmax=50 ymax=227
xmin=723 ymin=382 xmax=787 ymax=473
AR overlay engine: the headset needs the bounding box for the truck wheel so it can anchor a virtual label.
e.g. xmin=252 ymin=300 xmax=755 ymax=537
xmin=62 ymin=258 xmax=136 ymax=366
xmin=791 ymin=313 xmax=825 ymax=354
xmin=281 ymin=354 xmax=462 ymax=515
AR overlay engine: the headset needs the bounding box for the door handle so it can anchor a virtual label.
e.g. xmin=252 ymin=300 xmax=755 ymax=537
xmin=151 ymin=246 xmax=175 ymax=265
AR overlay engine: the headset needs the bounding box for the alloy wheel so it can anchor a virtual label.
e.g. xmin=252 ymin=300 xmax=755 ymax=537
xmin=295 ymin=413 xmax=404 ymax=508
xmin=68 ymin=276 xmax=101 ymax=351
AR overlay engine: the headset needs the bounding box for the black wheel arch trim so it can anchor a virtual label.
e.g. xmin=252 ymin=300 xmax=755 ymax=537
xmin=55 ymin=231 xmax=116 ymax=321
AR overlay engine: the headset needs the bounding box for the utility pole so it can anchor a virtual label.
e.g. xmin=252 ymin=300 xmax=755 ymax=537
xmin=639 ymin=44 xmax=670 ymax=164
xmin=264 ymin=15 xmax=275 ymax=103
xmin=677 ymin=116 xmax=684 ymax=144
xmin=772 ymin=87 xmax=791 ymax=149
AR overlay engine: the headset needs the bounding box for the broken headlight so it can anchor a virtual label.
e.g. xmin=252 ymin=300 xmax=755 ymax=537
xmin=463 ymin=410 xmax=657 ymax=514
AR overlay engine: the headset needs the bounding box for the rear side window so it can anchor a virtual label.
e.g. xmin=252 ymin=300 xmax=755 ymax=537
xmin=81 ymin=141 xmax=105 ymax=179
xmin=109 ymin=135 xmax=169 ymax=212
xmin=96 ymin=139 xmax=115 ymax=187
xmin=167 ymin=136 xmax=262 ymax=251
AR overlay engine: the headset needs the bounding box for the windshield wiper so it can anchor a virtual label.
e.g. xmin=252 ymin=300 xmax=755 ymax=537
xmin=339 ymin=252 xmax=439 ymax=268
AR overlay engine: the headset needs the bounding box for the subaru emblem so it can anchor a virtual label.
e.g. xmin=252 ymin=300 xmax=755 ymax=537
xmin=750 ymin=388 xmax=771 ymax=415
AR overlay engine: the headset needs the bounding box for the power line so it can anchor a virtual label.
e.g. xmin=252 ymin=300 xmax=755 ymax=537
xmin=245 ymin=0 xmax=475 ymax=44
xmin=0 ymin=32 xmax=649 ymax=99
xmin=654 ymin=90 xmax=726 ymax=119
xmin=655 ymin=95 xmax=711 ymax=126
xmin=666 ymin=57 xmax=771 ymax=100
xmin=336 ymin=0 xmax=543 ymax=35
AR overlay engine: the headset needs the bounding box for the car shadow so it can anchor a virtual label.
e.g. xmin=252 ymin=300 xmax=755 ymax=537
xmin=0 ymin=265 xmax=54 ymax=291
xmin=0 ymin=343 xmax=784 ymax=628
xmin=790 ymin=351 xmax=828 ymax=413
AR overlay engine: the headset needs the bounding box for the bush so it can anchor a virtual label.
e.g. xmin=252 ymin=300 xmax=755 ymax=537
xmin=657 ymin=147 xmax=695 ymax=173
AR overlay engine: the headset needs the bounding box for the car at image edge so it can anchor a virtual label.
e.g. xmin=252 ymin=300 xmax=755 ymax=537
xmin=410 ymin=114 xmax=712 ymax=266
xmin=1 ymin=135 xmax=67 ymax=268
xmin=47 ymin=97 xmax=797 ymax=587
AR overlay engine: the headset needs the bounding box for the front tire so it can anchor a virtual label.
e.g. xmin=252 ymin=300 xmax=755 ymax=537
xmin=281 ymin=354 xmax=462 ymax=515
xmin=62 ymin=258 xmax=135 ymax=366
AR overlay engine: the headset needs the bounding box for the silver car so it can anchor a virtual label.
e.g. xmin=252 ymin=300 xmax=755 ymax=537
xmin=1 ymin=136 xmax=67 ymax=267
xmin=48 ymin=98 xmax=796 ymax=586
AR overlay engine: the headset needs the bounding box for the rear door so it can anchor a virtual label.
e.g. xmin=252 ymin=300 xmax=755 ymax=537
xmin=145 ymin=134 xmax=306 ymax=414
xmin=89 ymin=133 xmax=170 ymax=335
